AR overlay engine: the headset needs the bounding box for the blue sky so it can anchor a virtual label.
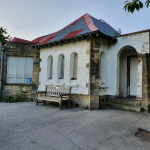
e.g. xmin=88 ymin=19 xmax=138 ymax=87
xmin=0 ymin=0 xmax=149 ymax=41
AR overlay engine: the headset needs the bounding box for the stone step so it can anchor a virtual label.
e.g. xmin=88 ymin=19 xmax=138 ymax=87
xmin=107 ymin=99 xmax=142 ymax=107
xmin=108 ymin=103 xmax=142 ymax=112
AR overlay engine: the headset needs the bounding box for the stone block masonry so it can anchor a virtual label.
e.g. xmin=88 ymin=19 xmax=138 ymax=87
xmin=1 ymin=42 xmax=40 ymax=100
xmin=142 ymin=53 xmax=150 ymax=112
xmin=89 ymin=38 xmax=101 ymax=110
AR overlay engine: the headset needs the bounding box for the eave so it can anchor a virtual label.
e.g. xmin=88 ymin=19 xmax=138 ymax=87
xmin=32 ymin=30 xmax=117 ymax=49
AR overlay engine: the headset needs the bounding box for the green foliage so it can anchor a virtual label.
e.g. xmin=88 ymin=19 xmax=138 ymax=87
xmin=27 ymin=98 xmax=34 ymax=102
xmin=117 ymin=28 xmax=122 ymax=34
xmin=84 ymin=105 xmax=89 ymax=110
xmin=114 ymin=28 xmax=122 ymax=36
xmin=14 ymin=87 xmax=26 ymax=102
xmin=3 ymin=87 xmax=26 ymax=103
xmin=3 ymin=96 xmax=15 ymax=103
xmin=0 ymin=27 xmax=11 ymax=42
xmin=124 ymin=0 xmax=150 ymax=13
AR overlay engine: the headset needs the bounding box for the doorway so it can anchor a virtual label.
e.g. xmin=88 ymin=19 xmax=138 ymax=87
xmin=127 ymin=56 xmax=138 ymax=97
xmin=119 ymin=46 xmax=137 ymax=98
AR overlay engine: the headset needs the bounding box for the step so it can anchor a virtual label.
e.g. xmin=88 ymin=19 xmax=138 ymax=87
xmin=107 ymin=99 xmax=141 ymax=107
xmin=109 ymin=103 xmax=142 ymax=112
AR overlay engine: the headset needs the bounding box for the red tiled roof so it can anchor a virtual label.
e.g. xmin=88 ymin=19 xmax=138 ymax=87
xmin=12 ymin=14 xmax=119 ymax=45
xmin=38 ymin=36 xmax=56 ymax=45
xmin=84 ymin=14 xmax=98 ymax=31
xmin=32 ymin=36 xmax=45 ymax=43
xmin=62 ymin=29 xmax=85 ymax=39
xmin=12 ymin=37 xmax=31 ymax=43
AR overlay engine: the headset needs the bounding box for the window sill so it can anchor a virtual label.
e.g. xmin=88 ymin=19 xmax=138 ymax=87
xmin=4 ymin=83 xmax=36 ymax=86
xmin=71 ymin=78 xmax=77 ymax=80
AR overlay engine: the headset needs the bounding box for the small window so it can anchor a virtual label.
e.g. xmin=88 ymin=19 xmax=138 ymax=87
xmin=7 ymin=57 xmax=33 ymax=83
xmin=70 ymin=52 xmax=78 ymax=80
xmin=47 ymin=55 xmax=53 ymax=79
xmin=58 ymin=54 xmax=65 ymax=79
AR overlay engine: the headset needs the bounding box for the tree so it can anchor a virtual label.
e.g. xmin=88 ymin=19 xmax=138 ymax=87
xmin=0 ymin=27 xmax=10 ymax=42
xmin=124 ymin=0 xmax=150 ymax=13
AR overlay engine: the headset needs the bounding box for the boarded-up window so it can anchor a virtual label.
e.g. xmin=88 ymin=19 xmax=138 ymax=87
xmin=58 ymin=54 xmax=65 ymax=79
xmin=70 ymin=52 xmax=78 ymax=80
xmin=47 ymin=56 xmax=53 ymax=79
xmin=7 ymin=57 xmax=33 ymax=83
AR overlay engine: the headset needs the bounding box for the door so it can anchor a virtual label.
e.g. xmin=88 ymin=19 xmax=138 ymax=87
xmin=130 ymin=57 xmax=138 ymax=96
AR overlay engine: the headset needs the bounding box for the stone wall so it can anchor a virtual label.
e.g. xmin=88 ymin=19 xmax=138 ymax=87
xmin=1 ymin=42 xmax=40 ymax=101
xmin=89 ymin=38 xmax=101 ymax=110
xmin=70 ymin=94 xmax=89 ymax=108
xmin=142 ymin=53 xmax=150 ymax=112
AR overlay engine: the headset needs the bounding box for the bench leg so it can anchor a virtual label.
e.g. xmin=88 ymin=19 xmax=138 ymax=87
xmin=59 ymin=101 xmax=62 ymax=110
xmin=43 ymin=100 xmax=46 ymax=105
xmin=36 ymin=99 xmax=38 ymax=105
xmin=68 ymin=100 xmax=70 ymax=108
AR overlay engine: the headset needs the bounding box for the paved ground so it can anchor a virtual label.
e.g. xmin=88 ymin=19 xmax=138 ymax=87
xmin=1 ymin=102 xmax=150 ymax=150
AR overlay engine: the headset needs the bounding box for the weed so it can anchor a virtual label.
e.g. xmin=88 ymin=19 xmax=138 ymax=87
xmin=3 ymin=96 xmax=15 ymax=103
xmin=84 ymin=105 xmax=89 ymax=110
xmin=3 ymin=86 xmax=25 ymax=103
xmin=27 ymin=98 xmax=34 ymax=102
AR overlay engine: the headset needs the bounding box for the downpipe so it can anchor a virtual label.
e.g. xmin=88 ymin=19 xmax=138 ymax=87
xmin=0 ymin=42 xmax=6 ymax=102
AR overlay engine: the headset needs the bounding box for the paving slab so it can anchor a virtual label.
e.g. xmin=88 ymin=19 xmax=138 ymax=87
xmin=0 ymin=101 xmax=150 ymax=150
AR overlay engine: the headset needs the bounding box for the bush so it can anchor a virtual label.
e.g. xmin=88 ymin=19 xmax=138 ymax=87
xmin=3 ymin=96 xmax=15 ymax=103
xmin=3 ymin=87 xmax=25 ymax=103
xmin=14 ymin=87 xmax=25 ymax=102
xmin=27 ymin=98 xmax=34 ymax=102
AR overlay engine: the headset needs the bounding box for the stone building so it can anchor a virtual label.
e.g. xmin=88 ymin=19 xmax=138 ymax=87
xmin=0 ymin=38 xmax=40 ymax=100
xmin=1 ymin=13 xmax=150 ymax=113
xmin=32 ymin=13 xmax=150 ymax=112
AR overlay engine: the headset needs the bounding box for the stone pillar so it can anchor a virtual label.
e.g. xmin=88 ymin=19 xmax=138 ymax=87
xmin=142 ymin=53 xmax=150 ymax=112
xmin=89 ymin=38 xmax=100 ymax=110
xmin=137 ymin=53 xmax=142 ymax=100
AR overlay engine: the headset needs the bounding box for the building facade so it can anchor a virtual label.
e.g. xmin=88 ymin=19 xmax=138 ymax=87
xmin=1 ymin=14 xmax=150 ymax=112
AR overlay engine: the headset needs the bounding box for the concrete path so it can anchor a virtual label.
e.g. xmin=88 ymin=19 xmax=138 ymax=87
xmin=0 ymin=102 xmax=150 ymax=150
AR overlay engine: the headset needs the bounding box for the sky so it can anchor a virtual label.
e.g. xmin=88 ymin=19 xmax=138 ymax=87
xmin=0 ymin=0 xmax=150 ymax=41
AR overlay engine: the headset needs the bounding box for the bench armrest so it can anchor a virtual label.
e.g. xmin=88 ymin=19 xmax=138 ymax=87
xmin=36 ymin=91 xmax=46 ymax=94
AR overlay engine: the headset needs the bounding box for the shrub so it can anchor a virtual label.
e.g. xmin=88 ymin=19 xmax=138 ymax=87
xmin=3 ymin=87 xmax=25 ymax=103
xmin=27 ymin=98 xmax=34 ymax=102
xmin=3 ymin=96 xmax=15 ymax=103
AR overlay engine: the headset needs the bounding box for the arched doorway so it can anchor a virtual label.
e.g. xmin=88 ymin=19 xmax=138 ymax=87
xmin=118 ymin=46 xmax=138 ymax=98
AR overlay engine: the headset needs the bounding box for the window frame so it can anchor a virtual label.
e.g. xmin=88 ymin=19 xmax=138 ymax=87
xmin=7 ymin=56 xmax=33 ymax=84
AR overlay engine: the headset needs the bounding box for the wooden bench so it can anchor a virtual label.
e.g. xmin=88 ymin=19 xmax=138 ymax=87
xmin=36 ymin=86 xmax=71 ymax=110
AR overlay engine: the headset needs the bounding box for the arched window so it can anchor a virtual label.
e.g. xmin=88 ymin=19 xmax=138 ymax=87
xmin=58 ymin=54 xmax=65 ymax=79
xmin=70 ymin=52 xmax=78 ymax=80
xmin=100 ymin=52 xmax=106 ymax=85
xmin=47 ymin=56 xmax=53 ymax=79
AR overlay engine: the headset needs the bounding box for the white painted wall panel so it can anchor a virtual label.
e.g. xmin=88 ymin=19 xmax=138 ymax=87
xmin=39 ymin=40 xmax=90 ymax=95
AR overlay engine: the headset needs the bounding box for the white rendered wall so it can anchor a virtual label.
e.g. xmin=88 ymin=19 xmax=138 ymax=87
xmin=38 ymin=40 xmax=90 ymax=95
xmin=107 ymin=31 xmax=149 ymax=98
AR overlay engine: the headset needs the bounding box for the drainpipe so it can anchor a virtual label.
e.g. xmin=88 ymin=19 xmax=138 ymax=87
xmin=0 ymin=42 xmax=6 ymax=102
